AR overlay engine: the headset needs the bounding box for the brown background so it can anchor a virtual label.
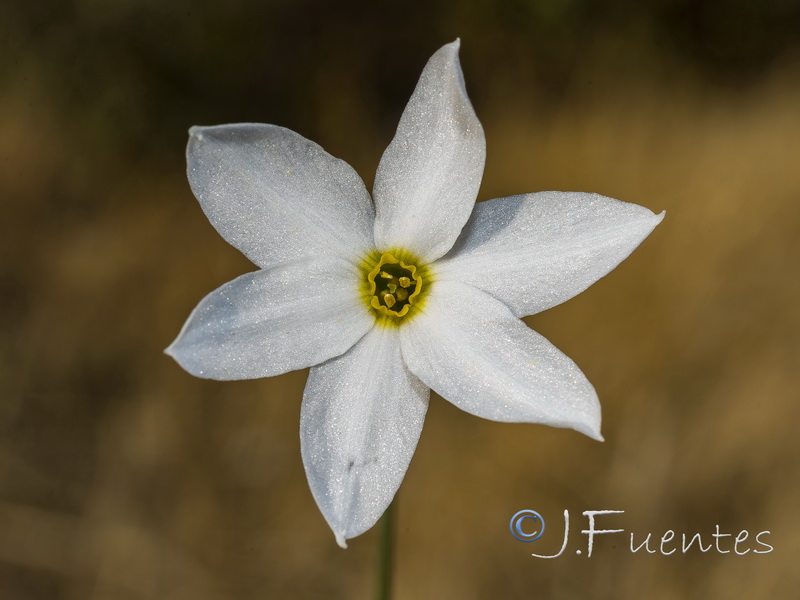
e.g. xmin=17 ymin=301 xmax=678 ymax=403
xmin=2 ymin=1 xmax=800 ymax=598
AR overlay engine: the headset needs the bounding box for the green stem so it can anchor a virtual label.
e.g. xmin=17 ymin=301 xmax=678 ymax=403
xmin=376 ymin=500 xmax=395 ymax=600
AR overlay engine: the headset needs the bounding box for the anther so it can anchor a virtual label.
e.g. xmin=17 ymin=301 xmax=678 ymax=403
xmin=365 ymin=251 xmax=425 ymax=320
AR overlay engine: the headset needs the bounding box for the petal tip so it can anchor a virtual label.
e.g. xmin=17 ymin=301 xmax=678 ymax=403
xmin=641 ymin=208 xmax=666 ymax=238
xmin=163 ymin=339 xmax=188 ymax=370
xmin=335 ymin=531 xmax=348 ymax=549
xmin=188 ymin=125 xmax=205 ymax=138
xmin=187 ymin=126 xmax=208 ymax=152
xmin=569 ymin=399 xmax=603 ymax=442
xmin=163 ymin=338 xmax=180 ymax=359
xmin=578 ymin=424 xmax=604 ymax=442
xmin=437 ymin=39 xmax=462 ymax=63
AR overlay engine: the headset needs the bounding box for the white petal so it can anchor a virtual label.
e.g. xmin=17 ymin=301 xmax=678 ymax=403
xmin=187 ymin=124 xmax=375 ymax=269
xmin=166 ymin=258 xmax=373 ymax=380
xmin=372 ymin=40 xmax=486 ymax=262
xmin=436 ymin=192 xmax=665 ymax=317
xmin=400 ymin=280 xmax=601 ymax=440
xmin=301 ymin=327 xmax=429 ymax=547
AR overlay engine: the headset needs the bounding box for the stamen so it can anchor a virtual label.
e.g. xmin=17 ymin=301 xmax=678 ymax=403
xmin=363 ymin=250 xmax=428 ymax=323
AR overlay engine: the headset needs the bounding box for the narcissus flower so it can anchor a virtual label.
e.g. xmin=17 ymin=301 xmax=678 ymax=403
xmin=166 ymin=40 xmax=663 ymax=547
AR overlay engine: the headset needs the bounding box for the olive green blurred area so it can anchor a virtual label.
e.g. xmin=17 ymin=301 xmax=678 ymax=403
xmin=2 ymin=0 xmax=800 ymax=598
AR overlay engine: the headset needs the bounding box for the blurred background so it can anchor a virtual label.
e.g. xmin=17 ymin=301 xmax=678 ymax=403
xmin=2 ymin=0 xmax=800 ymax=598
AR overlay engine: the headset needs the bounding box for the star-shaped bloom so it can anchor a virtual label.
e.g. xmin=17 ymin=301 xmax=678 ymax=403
xmin=166 ymin=40 xmax=663 ymax=547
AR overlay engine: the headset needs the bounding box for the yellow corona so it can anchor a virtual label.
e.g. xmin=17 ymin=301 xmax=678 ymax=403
xmin=360 ymin=249 xmax=432 ymax=327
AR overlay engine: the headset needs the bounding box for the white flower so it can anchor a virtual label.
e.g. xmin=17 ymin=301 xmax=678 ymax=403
xmin=166 ymin=40 xmax=664 ymax=548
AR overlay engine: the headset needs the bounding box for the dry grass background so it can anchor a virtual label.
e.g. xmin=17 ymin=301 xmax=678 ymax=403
xmin=2 ymin=1 xmax=800 ymax=598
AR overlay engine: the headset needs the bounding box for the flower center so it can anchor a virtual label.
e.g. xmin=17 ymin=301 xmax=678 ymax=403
xmin=368 ymin=253 xmax=422 ymax=316
xmin=361 ymin=250 xmax=430 ymax=325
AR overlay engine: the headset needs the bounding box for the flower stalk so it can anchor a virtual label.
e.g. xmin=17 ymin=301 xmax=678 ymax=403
xmin=376 ymin=500 xmax=395 ymax=600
